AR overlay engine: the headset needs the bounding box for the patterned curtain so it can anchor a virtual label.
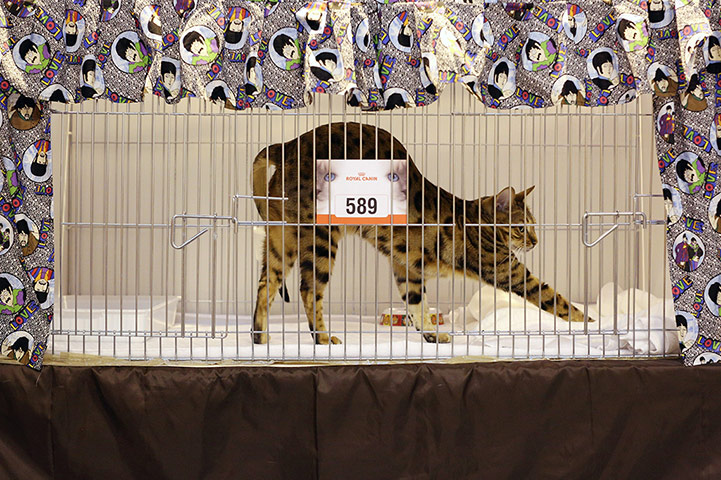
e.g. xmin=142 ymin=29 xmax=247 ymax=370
xmin=0 ymin=0 xmax=717 ymax=369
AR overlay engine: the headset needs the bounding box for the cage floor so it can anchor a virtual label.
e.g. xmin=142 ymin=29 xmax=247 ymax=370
xmin=50 ymin=284 xmax=679 ymax=361
xmin=51 ymin=313 xmax=458 ymax=361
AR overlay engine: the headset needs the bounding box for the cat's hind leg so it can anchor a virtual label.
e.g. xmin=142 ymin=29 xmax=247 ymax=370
xmin=252 ymin=226 xmax=298 ymax=344
xmin=298 ymin=226 xmax=342 ymax=345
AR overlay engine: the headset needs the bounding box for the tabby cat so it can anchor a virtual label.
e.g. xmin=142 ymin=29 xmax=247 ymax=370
xmin=252 ymin=122 xmax=589 ymax=345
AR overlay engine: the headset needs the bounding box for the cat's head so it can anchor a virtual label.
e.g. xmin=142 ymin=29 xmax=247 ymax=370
xmin=486 ymin=186 xmax=538 ymax=251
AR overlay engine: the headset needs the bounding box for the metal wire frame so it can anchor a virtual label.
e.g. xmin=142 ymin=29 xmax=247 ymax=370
xmin=48 ymin=85 xmax=673 ymax=362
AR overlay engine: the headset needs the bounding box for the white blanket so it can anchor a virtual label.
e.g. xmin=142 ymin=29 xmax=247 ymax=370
xmin=51 ymin=284 xmax=680 ymax=360
xmin=448 ymin=283 xmax=680 ymax=357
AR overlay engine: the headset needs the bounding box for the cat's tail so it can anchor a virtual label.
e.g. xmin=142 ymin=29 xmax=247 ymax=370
xmin=252 ymin=145 xmax=281 ymax=220
xmin=278 ymin=282 xmax=290 ymax=302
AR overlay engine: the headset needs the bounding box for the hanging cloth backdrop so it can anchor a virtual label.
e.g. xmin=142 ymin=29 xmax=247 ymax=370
xmin=0 ymin=0 xmax=717 ymax=369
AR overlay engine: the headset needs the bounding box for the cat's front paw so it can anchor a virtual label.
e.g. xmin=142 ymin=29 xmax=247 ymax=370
xmin=569 ymin=308 xmax=594 ymax=323
xmin=314 ymin=333 xmax=343 ymax=345
xmin=423 ymin=332 xmax=451 ymax=343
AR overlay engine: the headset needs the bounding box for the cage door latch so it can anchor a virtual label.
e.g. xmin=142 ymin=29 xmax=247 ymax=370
xmin=582 ymin=211 xmax=647 ymax=248
xmin=170 ymin=214 xmax=236 ymax=250
xmin=170 ymin=195 xmax=289 ymax=249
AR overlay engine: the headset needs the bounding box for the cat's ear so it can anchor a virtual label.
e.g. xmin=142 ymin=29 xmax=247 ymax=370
xmin=496 ymin=187 xmax=515 ymax=211
xmin=516 ymin=185 xmax=535 ymax=202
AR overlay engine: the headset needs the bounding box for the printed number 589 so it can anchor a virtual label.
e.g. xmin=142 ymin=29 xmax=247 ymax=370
xmin=345 ymin=197 xmax=377 ymax=215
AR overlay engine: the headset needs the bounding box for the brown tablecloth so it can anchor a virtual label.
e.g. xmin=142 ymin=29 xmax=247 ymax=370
xmin=1 ymin=359 xmax=719 ymax=479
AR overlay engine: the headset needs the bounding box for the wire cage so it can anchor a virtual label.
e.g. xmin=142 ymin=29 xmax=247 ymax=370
xmin=48 ymin=85 xmax=675 ymax=362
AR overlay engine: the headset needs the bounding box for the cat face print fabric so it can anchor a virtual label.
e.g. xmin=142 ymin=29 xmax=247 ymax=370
xmin=0 ymin=0 xmax=717 ymax=368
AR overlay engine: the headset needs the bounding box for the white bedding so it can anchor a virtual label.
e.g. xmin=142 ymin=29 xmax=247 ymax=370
xmin=447 ymin=282 xmax=680 ymax=357
xmin=49 ymin=283 xmax=679 ymax=360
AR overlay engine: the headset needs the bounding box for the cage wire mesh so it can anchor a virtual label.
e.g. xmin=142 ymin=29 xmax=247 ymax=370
xmin=49 ymin=85 xmax=674 ymax=362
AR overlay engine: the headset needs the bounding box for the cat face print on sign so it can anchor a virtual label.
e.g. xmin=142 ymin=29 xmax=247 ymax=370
xmin=8 ymin=94 xmax=41 ymax=131
xmin=388 ymin=11 xmax=414 ymax=54
xmin=159 ymin=57 xmax=181 ymax=100
xmin=244 ymin=55 xmax=263 ymax=98
xmin=704 ymin=33 xmax=721 ymax=75
xmin=225 ymin=7 xmax=251 ymax=50
xmin=39 ymin=84 xmax=72 ymax=103
xmin=587 ymin=48 xmax=620 ymax=90
xmin=180 ymin=27 xmax=219 ymax=66
xmin=673 ymin=231 xmax=705 ymax=273
xmin=647 ymin=0 xmax=674 ymax=29
xmin=63 ymin=10 xmax=85 ymax=53
xmin=521 ymin=33 xmax=557 ymax=72
xmin=28 ymin=266 xmax=53 ymax=309
xmin=355 ymin=18 xmax=371 ymax=53
xmin=14 ymin=214 xmax=39 ymax=257
xmin=706 ymin=273 xmax=721 ymax=316
xmin=711 ymin=113 xmax=721 ymax=156
xmin=13 ymin=34 xmax=51 ymax=74
xmin=675 ymin=311 xmax=698 ymax=351
xmin=1 ymin=331 xmax=33 ymax=365
xmin=100 ymin=0 xmax=121 ymax=22
xmin=471 ymin=14 xmax=493 ymax=50
xmin=314 ymin=158 xmax=408 ymax=216
xmin=315 ymin=159 xmax=335 ymax=213
xmin=657 ymin=101 xmax=675 ymax=143
xmin=112 ymin=32 xmax=151 ymax=74
xmin=551 ymin=76 xmax=586 ymax=106
xmin=4 ymin=0 xmax=35 ymax=17
xmin=0 ymin=214 xmax=13 ymax=256
xmin=663 ymin=184 xmax=683 ymax=226
xmin=675 ymin=152 xmax=706 ymax=195
xmin=0 ymin=273 xmax=25 ymax=315
xmin=681 ymin=73 xmax=707 ymax=112
xmin=309 ymin=49 xmax=343 ymax=83
xmin=648 ymin=63 xmax=678 ymax=98
xmin=79 ymin=55 xmax=105 ymax=99
xmin=296 ymin=2 xmax=327 ymax=35
xmin=269 ymin=28 xmax=301 ymax=71
xmin=616 ymin=14 xmax=649 ymax=53
xmin=487 ymin=58 xmax=516 ymax=101
xmin=22 ymin=139 xmax=52 ymax=184
xmin=562 ymin=4 xmax=587 ymax=44
xmin=139 ymin=5 xmax=163 ymax=44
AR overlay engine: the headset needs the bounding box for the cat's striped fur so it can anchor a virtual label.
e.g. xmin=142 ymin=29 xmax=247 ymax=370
xmin=252 ymin=122 xmax=589 ymax=345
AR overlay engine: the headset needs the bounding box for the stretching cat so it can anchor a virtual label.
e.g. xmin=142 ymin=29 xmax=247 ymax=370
xmin=252 ymin=122 xmax=589 ymax=345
